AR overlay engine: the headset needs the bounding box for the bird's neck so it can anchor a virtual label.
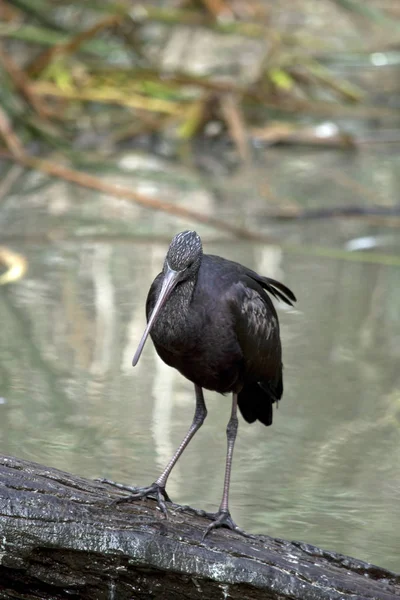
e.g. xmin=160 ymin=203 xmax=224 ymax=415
xmin=169 ymin=277 xmax=196 ymax=316
xmin=152 ymin=278 xmax=196 ymax=349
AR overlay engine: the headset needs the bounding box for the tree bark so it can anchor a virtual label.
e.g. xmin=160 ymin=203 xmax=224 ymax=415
xmin=0 ymin=455 xmax=398 ymax=600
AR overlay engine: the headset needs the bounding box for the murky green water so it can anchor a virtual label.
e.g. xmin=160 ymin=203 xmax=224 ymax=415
xmin=0 ymin=146 xmax=399 ymax=572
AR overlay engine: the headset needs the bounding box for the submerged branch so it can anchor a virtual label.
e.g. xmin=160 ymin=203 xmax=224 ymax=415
xmin=1 ymin=149 xmax=400 ymax=266
xmin=0 ymin=454 xmax=398 ymax=600
xmin=0 ymin=150 xmax=270 ymax=242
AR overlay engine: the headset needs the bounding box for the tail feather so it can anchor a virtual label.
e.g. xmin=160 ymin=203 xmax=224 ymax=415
xmin=238 ymin=381 xmax=281 ymax=427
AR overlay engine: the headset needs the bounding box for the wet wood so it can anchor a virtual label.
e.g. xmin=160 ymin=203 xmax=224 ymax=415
xmin=0 ymin=454 xmax=399 ymax=600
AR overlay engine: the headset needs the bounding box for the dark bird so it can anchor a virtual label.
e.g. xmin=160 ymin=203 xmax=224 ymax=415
xmin=114 ymin=231 xmax=296 ymax=537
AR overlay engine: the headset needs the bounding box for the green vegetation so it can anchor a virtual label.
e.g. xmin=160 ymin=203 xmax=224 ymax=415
xmin=0 ymin=0 xmax=398 ymax=160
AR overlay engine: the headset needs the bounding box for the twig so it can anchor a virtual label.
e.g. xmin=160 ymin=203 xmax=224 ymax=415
xmin=64 ymin=65 xmax=400 ymax=120
xmin=4 ymin=0 xmax=68 ymax=33
xmin=129 ymin=5 xmax=270 ymax=37
xmin=199 ymin=0 xmax=233 ymax=19
xmin=0 ymin=164 xmax=24 ymax=202
xmin=0 ymin=44 xmax=49 ymax=119
xmin=0 ymin=106 xmax=24 ymax=158
xmin=267 ymin=205 xmax=400 ymax=222
xmin=32 ymin=81 xmax=185 ymax=115
xmin=219 ymin=93 xmax=250 ymax=162
xmin=0 ymin=151 xmax=271 ymax=242
xmin=26 ymin=15 xmax=122 ymax=77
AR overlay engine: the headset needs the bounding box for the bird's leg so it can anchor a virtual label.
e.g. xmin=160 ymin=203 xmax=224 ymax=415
xmin=152 ymin=385 xmax=207 ymax=491
xmin=111 ymin=385 xmax=207 ymax=515
xmin=202 ymin=393 xmax=251 ymax=539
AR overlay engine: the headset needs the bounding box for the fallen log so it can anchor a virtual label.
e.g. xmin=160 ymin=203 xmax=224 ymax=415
xmin=0 ymin=455 xmax=398 ymax=600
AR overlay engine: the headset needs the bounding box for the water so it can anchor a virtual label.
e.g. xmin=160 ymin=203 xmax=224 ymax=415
xmin=0 ymin=145 xmax=399 ymax=572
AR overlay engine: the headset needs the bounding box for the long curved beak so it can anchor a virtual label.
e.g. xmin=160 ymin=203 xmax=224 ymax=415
xmin=132 ymin=266 xmax=180 ymax=366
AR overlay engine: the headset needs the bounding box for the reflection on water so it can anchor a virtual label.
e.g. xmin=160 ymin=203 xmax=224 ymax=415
xmin=0 ymin=146 xmax=399 ymax=572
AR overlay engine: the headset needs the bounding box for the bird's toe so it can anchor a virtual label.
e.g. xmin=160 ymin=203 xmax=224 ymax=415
xmin=174 ymin=504 xmax=215 ymax=520
xmin=113 ymin=482 xmax=172 ymax=515
xmin=202 ymin=510 xmax=254 ymax=541
xmin=96 ymin=477 xmax=139 ymax=494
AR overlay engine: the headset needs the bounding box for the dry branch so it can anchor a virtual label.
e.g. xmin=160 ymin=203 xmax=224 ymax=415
xmin=0 ymin=454 xmax=399 ymax=600
xmin=0 ymin=151 xmax=273 ymax=242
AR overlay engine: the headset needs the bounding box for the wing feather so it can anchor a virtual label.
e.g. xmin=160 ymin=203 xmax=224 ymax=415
xmin=248 ymin=273 xmax=296 ymax=306
xmin=228 ymin=278 xmax=282 ymax=382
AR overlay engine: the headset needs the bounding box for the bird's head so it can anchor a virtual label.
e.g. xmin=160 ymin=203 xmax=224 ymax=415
xmin=132 ymin=231 xmax=202 ymax=366
xmin=165 ymin=230 xmax=203 ymax=279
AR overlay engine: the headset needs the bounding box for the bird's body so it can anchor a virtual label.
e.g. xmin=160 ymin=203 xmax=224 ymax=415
xmin=112 ymin=231 xmax=296 ymax=538
xmin=147 ymin=254 xmax=287 ymax=425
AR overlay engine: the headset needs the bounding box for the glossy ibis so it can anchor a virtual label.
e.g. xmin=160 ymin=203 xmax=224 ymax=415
xmin=112 ymin=231 xmax=296 ymax=537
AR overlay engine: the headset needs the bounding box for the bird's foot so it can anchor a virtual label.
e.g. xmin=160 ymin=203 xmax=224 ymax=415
xmin=174 ymin=505 xmax=255 ymax=540
xmin=97 ymin=478 xmax=172 ymax=515
xmin=114 ymin=482 xmax=172 ymax=516
xmin=202 ymin=509 xmax=255 ymax=541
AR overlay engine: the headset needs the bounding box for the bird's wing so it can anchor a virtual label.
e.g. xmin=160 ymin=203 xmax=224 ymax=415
xmin=205 ymin=254 xmax=296 ymax=307
xmin=227 ymin=276 xmax=283 ymax=383
xmin=199 ymin=254 xmax=295 ymax=383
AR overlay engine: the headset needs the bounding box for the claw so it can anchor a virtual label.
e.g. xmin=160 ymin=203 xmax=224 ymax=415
xmin=97 ymin=478 xmax=172 ymax=514
xmin=114 ymin=482 xmax=172 ymax=516
xmin=201 ymin=510 xmax=255 ymax=541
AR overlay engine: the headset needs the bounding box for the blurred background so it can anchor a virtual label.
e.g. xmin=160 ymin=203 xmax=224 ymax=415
xmin=0 ymin=0 xmax=399 ymax=572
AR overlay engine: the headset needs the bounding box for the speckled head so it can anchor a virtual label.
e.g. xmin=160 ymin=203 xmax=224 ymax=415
xmin=166 ymin=231 xmax=203 ymax=272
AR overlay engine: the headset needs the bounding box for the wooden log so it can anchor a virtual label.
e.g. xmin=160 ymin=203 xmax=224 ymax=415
xmin=0 ymin=454 xmax=398 ymax=600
